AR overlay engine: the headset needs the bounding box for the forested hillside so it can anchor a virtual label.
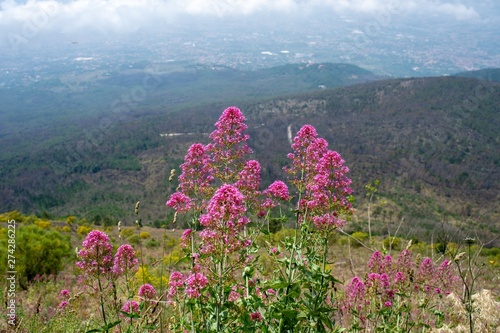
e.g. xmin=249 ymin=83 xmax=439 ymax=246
xmin=1 ymin=71 xmax=498 ymax=244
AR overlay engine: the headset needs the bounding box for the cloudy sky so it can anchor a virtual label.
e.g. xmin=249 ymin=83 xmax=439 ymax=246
xmin=0 ymin=0 xmax=497 ymax=34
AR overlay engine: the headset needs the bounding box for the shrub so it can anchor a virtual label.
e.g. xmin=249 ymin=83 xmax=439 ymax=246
xmin=77 ymin=225 xmax=92 ymax=236
xmin=163 ymin=234 xmax=180 ymax=250
xmin=351 ymin=231 xmax=369 ymax=247
xmin=128 ymin=234 xmax=141 ymax=245
xmin=383 ymin=236 xmax=402 ymax=251
xmin=163 ymin=248 xmax=183 ymax=267
xmin=34 ymin=220 xmax=51 ymax=229
xmin=145 ymin=238 xmax=160 ymax=248
xmin=139 ymin=231 xmax=151 ymax=239
xmin=121 ymin=227 xmax=134 ymax=238
xmin=61 ymin=226 xmax=71 ymax=233
xmin=66 ymin=215 xmax=77 ymax=226
xmin=0 ymin=225 xmax=72 ymax=288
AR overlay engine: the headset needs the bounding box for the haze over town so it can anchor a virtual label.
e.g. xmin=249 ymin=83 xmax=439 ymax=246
xmin=1 ymin=0 xmax=499 ymax=78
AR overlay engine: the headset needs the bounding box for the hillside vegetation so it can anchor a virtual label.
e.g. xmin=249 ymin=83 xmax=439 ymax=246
xmin=0 ymin=66 xmax=498 ymax=244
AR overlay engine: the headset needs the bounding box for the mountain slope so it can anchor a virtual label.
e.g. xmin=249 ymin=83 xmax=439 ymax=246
xmin=1 ymin=75 xmax=498 ymax=244
xmin=452 ymin=68 xmax=500 ymax=82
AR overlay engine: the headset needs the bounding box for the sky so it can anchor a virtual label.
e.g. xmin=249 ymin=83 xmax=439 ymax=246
xmin=0 ymin=0 xmax=497 ymax=40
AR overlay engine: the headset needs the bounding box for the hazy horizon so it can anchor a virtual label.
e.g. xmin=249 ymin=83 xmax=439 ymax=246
xmin=1 ymin=0 xmax=499 ymax=76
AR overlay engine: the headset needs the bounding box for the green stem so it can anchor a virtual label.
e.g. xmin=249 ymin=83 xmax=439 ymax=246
xmin=97 ymin=267 xmax=109 ymax=333
xmin=311 ymin=237 xmax=329 ymax=333
xmin=467 ymin=243 xmax=474 ymax=333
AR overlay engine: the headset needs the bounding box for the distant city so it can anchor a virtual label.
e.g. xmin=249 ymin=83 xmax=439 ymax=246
xmin=1 ymin=12 xmax=498 ymax=90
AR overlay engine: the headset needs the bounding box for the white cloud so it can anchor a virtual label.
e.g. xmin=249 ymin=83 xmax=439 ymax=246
xmin=435 ymin=3 xmax=480 ymax=20
xmin=0 ymin=0 xmax=488 ymax=48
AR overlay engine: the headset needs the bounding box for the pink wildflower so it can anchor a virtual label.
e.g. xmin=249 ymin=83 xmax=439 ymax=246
xmin=76 ymin=230 xmax=114 ymax=276
xmin=250 ymin=311 xmax=263 ymax=322
xmin=59 ymin=289 xmax=71 ymax=300
xmin=138 ymin=284 xmax=157 ymax=299
xmin=312 ymin=213 xmax=346 ymax=230
xmin=437 ymin=259 xmax=459 ymax=293
xmin=58 ymin=301 xmax=68 ymax=310
xmin=368 ymin=251 xmax=385 ymax=273
xmin=345 ymin=276 xmax=367 ymax=312
xmin=207 ymin=106 xmax=252 ymax=182
xmin=180 ymin=229 xmax=192 ymax=248
xmin=228 ymin=286 xmax=242 ymax=302
xmin=112 ymin=244 xmax=139 ymax=276
xmin=177 ymin=143 xmax=214 ymax=207
xmin=198 ymin=184 xmax=250 ymax=254
xmin=121 ymin=300 xmax=140 ymax=321
xmin=394 ymin=271 xmax=405 ymax=284
xmin=234 ymin=160 xmax=262 ymax=210
xmin=169 ymin=271 xmax=184 ymax=288
xmin=185 ymin=272 xmax=208 ymax=298
xmin=263 ymin=180 xmax=290 ymax=201
xmin=284 ymin=125 xmax=328 ymax=184
xmin=417 ymin=257 xmax=436 ymax=291
xmin=166 ymin=192 xmax=193 ymax=213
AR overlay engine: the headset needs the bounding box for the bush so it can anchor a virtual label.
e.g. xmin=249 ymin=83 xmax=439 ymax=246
xmin=121 ymin=227 xmax=134 ymax=238
xmin=1 ymin=210 xmax=25 ymax=223
xmin=0 ymin=225 xmax=72 ymax=289
xmin=351 ymin=231 xmax=369 ymax=247
xmin=128 ymin=234 xmax=141 ymax=245
xmin=34 ymin=220 xmax=51 ymax=229
xmin=61 ymin=226 xmax=72 ymax=233
xmin=145 ymin=238 xmax=160 ymax=248
xmin=383 ymin=236 xmax=402 ymax=251
xmin=77 ymin=225 xmax=92 ymax=236
xmin=140 ymin=231 xmax=151 ymax=239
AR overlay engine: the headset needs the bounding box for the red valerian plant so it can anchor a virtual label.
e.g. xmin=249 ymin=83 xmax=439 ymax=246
xmin=340 ymin=250 xmax=459 ymax=331
xmin=65 ymin=106 xmax=460 ymax=333
xmin=76 ymin=230 xmax=140 ymax=333
xmin=165 ymin=106 xmax=356 ymax=332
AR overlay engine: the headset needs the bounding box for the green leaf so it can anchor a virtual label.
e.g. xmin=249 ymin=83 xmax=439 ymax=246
xmin=120 ymin=310 xmax=140 ymax=319
xmin=106 ymin=321 xmax=121 ymax=329
xmin=260 ymin=228 xmax=270 ymax=235
xmin=282 ymin=309 xmax=299 ymax=319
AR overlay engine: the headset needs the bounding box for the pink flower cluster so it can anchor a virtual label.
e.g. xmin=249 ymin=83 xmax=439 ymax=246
xmin=138 ymin=283 xmax=157 ymax=299
xmin=198 ymin=184 xmax=250 ymax=254
xmin=343 ymin=250 xmax=459 ymax=319
xmin=285 ymin=125 xmax=327 ymax=183
xmin=167 ymin=107 xmax=255 ymax=215
xmin=185 ymin=272 xmax=209 ymax=298
xmin=178 ymin=143 xmax=214 ymax=202
xmin=207 ymin=106 xmax=252 ymax=181
xmin=262 ymin=180 xmax=291 ymax=210
xmin=234 ymin=160 xmax=262 ymax=209
xmin=59 ymin=289 xmax=71 ymax=300
xmin=284 ymin=124 xmax=353 ymax=230
xmin=76 ymin=230 xmax=114 ymax=276
xmin=76 ymin=231 xmax=138 ymax=279
xmin=166 ymin=192 xmax=193 ymax=213
xmin=167 ymin=270 xmax=209 ymax=300
xmin=121 ymin=300 xmax=140 ymax=322
xmin=180 ymin=228 xmax=193 ymax=248
xmin=112 ymin=244 xmax=139 ymax=276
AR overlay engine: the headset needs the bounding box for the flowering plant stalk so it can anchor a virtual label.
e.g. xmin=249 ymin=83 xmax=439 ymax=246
xmin=166 ymin=107 xmax=354 ymax=332
xmin=75 ymin=230 xmax=140 ymax=332
xmin=339 ymin=248 xmax=459 ymax=331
